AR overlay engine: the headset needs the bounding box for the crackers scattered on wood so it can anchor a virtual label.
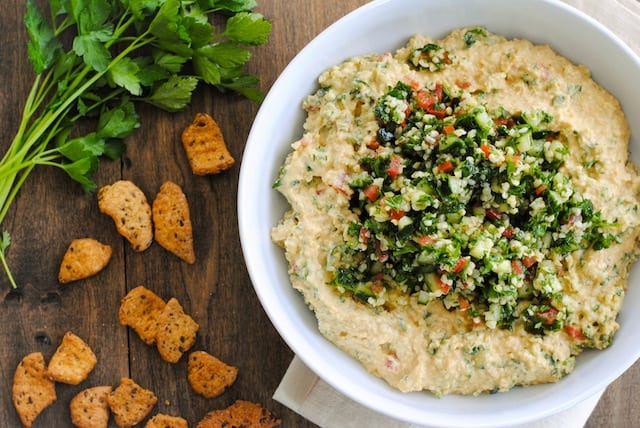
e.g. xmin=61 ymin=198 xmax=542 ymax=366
xmin=58 ymin=238 xmax=112 ymax=284
xmin=106 ymin=378 xmax=158 ymax=428
xmin=156 ymin=297 xmax=200 ymax=363
xmin=46 ymin=331 xmax=97 ymax=385
xmin=144 ymin=413 xmax=189 ymax=428
xmin=196 ymin=400 xmax=281 ymax=428
xmin=152 ymin=181 xmax=196 ymax=264
xmin=69 ymin=385 xmax=112 ymax=428
xmin=12 ymin=352 xmax=57 ymax=427
xmin=187 ymin=350 xmax=238 ymax=398
xmin=181 ymin=113 xmax=235 ymax=175
xmin=119 ymin=285 xmax=167 ymax=345
xmin=98 ymin=180 xmax=153 ymax=252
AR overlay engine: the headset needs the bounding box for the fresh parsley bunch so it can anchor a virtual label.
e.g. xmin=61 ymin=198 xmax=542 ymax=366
xmin=0 ymin=0 xmax=272 ymax=288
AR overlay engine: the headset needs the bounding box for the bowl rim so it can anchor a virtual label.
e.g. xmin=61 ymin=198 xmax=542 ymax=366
xmin=238 ymin=0 xmax=640 ymax=426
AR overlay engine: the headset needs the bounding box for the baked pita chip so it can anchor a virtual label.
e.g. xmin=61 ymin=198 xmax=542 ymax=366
xmin=144 ymin=413 xmax=189 ymax=428
xmin=196 ymin=400 xmax=281 ymax=428
xmin=107 ymin=378 xmax=157 ymax=428
xmin=12 ymin=352 xmax=57 ymax=427
xmin=98 ymin=180 xmax=153 ymax=252
xmin=119 ymin=285 xmax=166 ymax=345
xmin=187 ymin=350 xmax=238 ymax=398
xmin=181 ymin=113 xmax=235 ymax=175
xmin=69 ymin=385 xmax=112 ymax=428
xmin=152 ymin=181 xmax=196 ymax=264
xmin=58 ymin=238 xmax=112 ymax=283
xmin=156 ymin=297 xmax=199 ymax=363
xmin=46 ymin=331 xmax=97 ymax=385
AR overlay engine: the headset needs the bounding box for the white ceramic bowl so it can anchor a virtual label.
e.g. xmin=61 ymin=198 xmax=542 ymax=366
xmin=238 ymin=1 xmax=640 ymax=426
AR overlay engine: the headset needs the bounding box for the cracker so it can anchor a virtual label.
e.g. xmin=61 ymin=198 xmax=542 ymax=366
xmin=152 ymin=181 xmax=196 ymax=264
xmin=156 ymin=297 xmax=199 ymax=363
xmin=181 ymin=113 xmax=235 ymax=175
xmin=187 ymin=350 xmax=238 ymax=398
xmin=58 ymin=238 xmax=112 ymax=283
xmin=107 ymin=378 xmax=158 ymax=427
xmin=69 ymin=385 xmax=112 ymax=428
xmin=12 ymin=352 xmax=57 ymax=427
xmin=98 ymin=180 xmax=153 ymax=251
xmin=196 ymin=400 xmax=281 ymax=428
xmin=46 ymin=331 xmax=97 ymax=385
xmin=119 ymin=285 xmax=166 ymax=345
xmin=144 ymin=413 xmax=189 ymax=428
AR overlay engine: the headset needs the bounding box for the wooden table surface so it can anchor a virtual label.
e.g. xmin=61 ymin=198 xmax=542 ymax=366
xmin=0 ymin=1 xmax=638 ymax=427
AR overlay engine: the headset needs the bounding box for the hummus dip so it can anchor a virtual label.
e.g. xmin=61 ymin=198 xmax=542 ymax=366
xmin=271 ymin=28 xmax=640 ymax=395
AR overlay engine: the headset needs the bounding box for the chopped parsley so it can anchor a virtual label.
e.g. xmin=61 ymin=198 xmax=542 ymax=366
xmin=330 ymin=80 xmax=619 ymax=333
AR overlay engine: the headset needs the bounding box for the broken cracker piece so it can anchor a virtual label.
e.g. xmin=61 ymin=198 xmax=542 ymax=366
xmin=12 ymin=352 xmax=57 ymax=427
xmin=98 ymin=180 xmax=153 ymax=252
xmin=152 ymin=181 xmax=196 ymax=264
xmin=119 ymin=285 xmax=166 ymax=345
xmin=181 ymin=112 xmax=235 ymax=175
xmin=144 ymin=413 xmax=189 ymax=428
xmin=187 ymin=350 xmax=238 ymax=398
xmin=46 ymin=331 xmax=97 ymax=385
xmin=58 ymin=238 xmax=112 ymax=283
xmin=196 ymin=400 xmax=281 ymax=428
xmin=156 ymin=297 xmax=199 ymax=363
xmin=70 ymin=385 xmax=112 ymax=428
xmin=107 ymin=378 xmax=158 ymax=428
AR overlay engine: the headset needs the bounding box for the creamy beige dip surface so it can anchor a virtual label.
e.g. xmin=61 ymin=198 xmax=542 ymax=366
xmin=271 ymin=28 xmax=640 ymax=395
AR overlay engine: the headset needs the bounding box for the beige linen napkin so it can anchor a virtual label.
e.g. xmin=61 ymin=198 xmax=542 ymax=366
xmin=273 ymin=1 xmax=639 ymax=427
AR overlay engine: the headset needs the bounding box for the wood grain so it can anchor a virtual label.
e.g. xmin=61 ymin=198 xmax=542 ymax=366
xmin=0 ymin=1 xmax=637 ymax=427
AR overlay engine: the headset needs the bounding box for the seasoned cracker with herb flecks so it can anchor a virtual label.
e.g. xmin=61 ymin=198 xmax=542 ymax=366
xmin=187 ymin=350 xmax=238 ymax=398
xmin=46 ymin=331 xmax=97 ymax=385
xmin=156 ymin=297 xmax=199 ymax=363
xmin=119 ymin=285 xmax=166 ymax=345
xmin=196 ymin=400 xmax=281 ymax=428
xmin=69 ymin=385 xmax=112 ymax=428
xmin=107 ymin=378 xmax=157 ymax=428
xmin=144 ymin=413 xmax=189 ymax=428
xmin=58 ymin=238 xmax=112 ymax=283
xmin=12 ymin=352 xmax=57 ymax=427
xmin=98 ymin=180 xmax=153 ymax=252
xmin=181 ymin=113 xmax=235 ymax=175
xmin=152 ymin=181 xmax=196 ymax=264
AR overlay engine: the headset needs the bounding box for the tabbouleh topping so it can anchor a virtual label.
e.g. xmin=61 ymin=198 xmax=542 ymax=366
xmin=330 ymin=80 xmax=619 ymax=334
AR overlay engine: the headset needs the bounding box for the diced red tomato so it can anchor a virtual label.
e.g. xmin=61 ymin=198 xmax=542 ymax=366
xmin=415 ymin=90 xmax=435 ymax=110
xmin=433 ymin=83 xmax=444 ymax=101
xmin=565 ymin=325 xmax=586 ymax=340
xmin=359 ymin=227 xmax=370 ymax=245
xmin=389 ymin=208 xmax=405 ymax=221
xmin=502 ymin=227 xmax=515 ymax=238
xmin=363 ymin=184 xmax=380 ymax=201
xmin=437 ymin=160 xmax=454 ymax=173
xmin=535 ymin=184 xmax=547 ymax=195
xmin=366 ymin=139 xmax=380 ymax=150
xmin=522 ymin=256 xmax=537 ymax=268
xmin=485 ymin=208 xmax=502 ymax=221
xmin=511 ymin=259 xmax=524 ymax=275
xmin=538 ymin=307 xmax=558 ymax=325
xmin=416 ymin=235 xmax=436 ymax=246
xmin=458 ymin=296 xmax=471 ymax=311
xmin=480 ymin=144 xmax=491 ymax=159
xmin=456 ymin=79 xmax=471 ymax=89
xmin=387 ymin=155 xmax=403 ymax=179
xmin=451 ymin=257 xmax=469 ymax=274
xmin=437 ymin=277 xmax=450 ymax=294
xmin=494 ymin=117 xmax=514 ymax=127
xmin=443 ymin=124 xmax=455 ymax=135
